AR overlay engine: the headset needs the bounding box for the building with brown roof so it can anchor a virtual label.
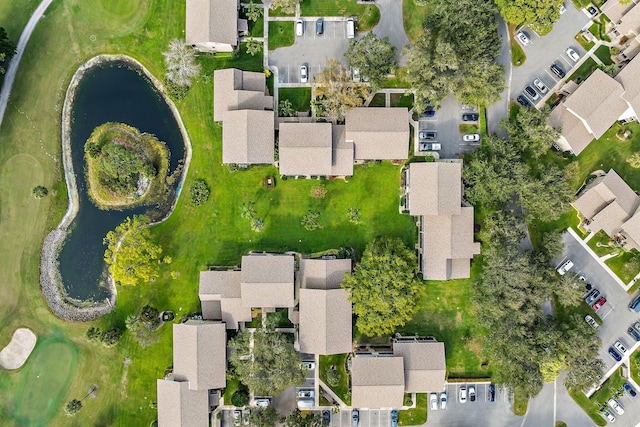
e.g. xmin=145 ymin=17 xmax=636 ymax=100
xmin=213 ymin=69 xmax=272 ymax=122
xmin=407 ymin=162 xmax=480 ymax=281
xmin=346 ymin=108 xmax=409 ymax=160
xmin=616 ymin=53 xmax=640 ymax=119
xmin=351 ymin=357 xmax=405 ymax=408
xmin=199 ymin=270 xmax=251 ymax=329
xmin=186 ymin=0 xmax=246 ymax=53
xmin=157 ymin=379 xmax=210 ymax=427
xmin=278 ymin=123 xmax=354 ymax=177
xmin=172 ymin=320 xmax=227 ymax=391
xmin=240 ymin=254 xmax=295 ymax=308
xmin=298 ymin=259 xmax=352 ymax=355
xmin=574 ymin=169 xmax=640 ymax=242
xmin=393 ymin=341 xmax=446 ymax=393
xmin=604 ymin=0 xmax=640 ymax=42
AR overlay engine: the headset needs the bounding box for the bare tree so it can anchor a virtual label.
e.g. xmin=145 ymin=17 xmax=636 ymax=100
xmin=162 ymin=39 xmax=201 ymax=87
xmin=313 ymin=59 xmax=369 ymax=123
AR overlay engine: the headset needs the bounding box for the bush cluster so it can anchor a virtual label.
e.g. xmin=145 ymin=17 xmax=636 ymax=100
xmin=85 ymin=327 xmax=123 ymax=346
xmin=190 ymin=179 xmax=210 ymax=206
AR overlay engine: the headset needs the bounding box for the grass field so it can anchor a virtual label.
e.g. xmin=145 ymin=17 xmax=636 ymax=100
xmin=402 ymin=0 xmax=430 ymax=44
xmin=390 ymin=93 xmax=413 ymax=109
xmin=568 ymin=389 xmax=607 ymax=426
xmin=594 ymin=45 xmax=613 ymax=65
xmin=398 ymin=393 xmax=427 ymax=425
xmin=319 ymin=353 xmax=350 ymax=405
xmin=587 ymin=231 xmax=617 ymax=257
xmin=509 ymin=24 xmax=526 ymax=66
xmin=569 ymin=57 xmax=598 ymax=84
xmin=605 ymin=250 xmax=640 ymax=283
xmin=369 ymin=93 xmax=386 ymax=107
xmin=268 ymin=21 xmax=294 ymax=50
xmin=278 ymin=87 xmax=311 ymax=112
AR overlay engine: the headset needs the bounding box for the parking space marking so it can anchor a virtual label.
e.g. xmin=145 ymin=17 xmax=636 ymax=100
xmin=544 ymin=69 xmax=560 ymax=82
xmin=600 ymin=305 xmax=614 ymax=320
xmin=558 ymin=55 xmax=573 ymax=68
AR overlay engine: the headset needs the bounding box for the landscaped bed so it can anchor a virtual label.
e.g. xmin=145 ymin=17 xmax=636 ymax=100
xmin=605 ymin=250 xmax=640 ymax=284
xmin=398 ymin=393 xmax=427 ymax=425
xmin=319 ymin=353 xmax=351 ymax=405
xmin=278 ymin=87 xmax=312 ymax=112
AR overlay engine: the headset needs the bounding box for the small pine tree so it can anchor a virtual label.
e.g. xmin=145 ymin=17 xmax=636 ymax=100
xmin=64 ymin=399 xmax=82 ymax=416
xmin=32 ymin=186 xmax=48 ymax=199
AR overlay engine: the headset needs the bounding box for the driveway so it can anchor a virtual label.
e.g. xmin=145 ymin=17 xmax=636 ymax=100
xmin=486 ymin=14 xmax=511 ymax=137
xmin=510 ymin=2 xmax=591 ymax=103
xmin=269 ymin=18 xmax=351 ymax=84
xmin=370 ymin=0 xmax=411 ymax=65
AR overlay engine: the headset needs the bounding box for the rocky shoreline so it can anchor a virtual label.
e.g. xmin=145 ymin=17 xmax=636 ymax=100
xmin=40 ymin=54 xmax=192 ymax=322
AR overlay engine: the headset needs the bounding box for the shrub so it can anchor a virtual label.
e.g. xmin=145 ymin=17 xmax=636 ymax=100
xmin=310 ymin=185 xmax=327 ymax=199
xmin=64 ymin=399 xmax=82 ymax=416
xmin=231 ymin=389 xmax=250 ymax=407
xmin=100 ymin=328 xmax=123 ymax=346
xmin=85 ymin=327 xmax=100 ymax=341
xmin=251 ymin=218 xmax=265 ymax=232
xmin=347 ymin=207 xmax=361 ymax=224
xmin=301 ymin=210 xmax=322 ymax=231
xmin=190 ymin=179 xmax=210 ymax=206
xmin=326 ymin=368 xmax=340 ymax=387
xmin=32 ymin=185 xmax=48 ymax=199
xmin=141 ymin=304 xmax=160 ymax=324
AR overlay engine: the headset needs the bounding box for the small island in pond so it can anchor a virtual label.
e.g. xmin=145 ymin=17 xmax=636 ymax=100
xmin=84 ymin=122 xmax=170 ymax=210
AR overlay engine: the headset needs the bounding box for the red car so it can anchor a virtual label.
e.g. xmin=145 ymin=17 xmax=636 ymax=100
xmin=593 ymin=297 xmax=607 ymax=311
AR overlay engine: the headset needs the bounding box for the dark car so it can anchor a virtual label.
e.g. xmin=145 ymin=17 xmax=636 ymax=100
xmin=624 ymin=382 xmax=637 ymax=397
xmin=488 ymin=384 xmax=495 ymax=402
xmin=390 ymin=410 xmax=398 ymax=427
xmin=609 ymin=346 xmax=622 ymax=362
xmin=419 ymin=131 xmax=437 ymax=140
xmin=587 ymin=5 xmax=598 ymax=16
xmin=629 ymin=295 xmax=640 ymax=312
xmin=316 ymin=18 xmax=324 ymax=35
xmin=517 ymin=95 xmax=530 ymax=107
xmin=422 ymin=106 xmax=436 ymax=117
xmin=585 ymin=289 xmax=600 ymax=305
xmin=592 ymin=296 xmax=606 ymax=311
xmin=462 ymin=113 xmax=479 ymax=122
xmin=322 ymin=410 xmax=331 ymax=426
xmin=628 ymin=326 xmax=640 ymax=342
xmin=352 ymin=409 xmax=359 ymax=427
xmin=524 ymin=85 xmax=539 ymax=100
xmin=550 ymin=63 xmax=566 ymax=78
xmin=469 ymin=386 xmax=476 ymax=402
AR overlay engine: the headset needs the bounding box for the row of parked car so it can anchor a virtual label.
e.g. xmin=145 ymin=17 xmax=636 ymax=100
xmin=602 ymin=384 xmax=637 ymax=423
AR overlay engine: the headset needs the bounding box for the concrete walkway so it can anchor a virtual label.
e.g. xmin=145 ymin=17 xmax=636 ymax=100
xmin=370 ymin=0 xmax=410 ymax=66
xmin=0 ymin=0 xmax=54 ymax=132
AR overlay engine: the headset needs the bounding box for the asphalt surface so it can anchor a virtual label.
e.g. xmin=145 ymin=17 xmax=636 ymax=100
xmin=0 ymin=0 xmax=54 ymax=132
xmin=555 ymin=372 xmax=598 ymax=427
xmin=329 ymin=408 xmax=390 ymax=427
xmin=370 ymin=0 xmax=410 ymax=66
xmin=269 ymin=19 xmax=351 ymax=84
xmin=510 ymin=2 xmax=591 ymax=104
xmin=486 ymin=14 xmax=510 ymax=138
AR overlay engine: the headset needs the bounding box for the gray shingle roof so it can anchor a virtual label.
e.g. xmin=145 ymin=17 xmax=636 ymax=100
xmin=393 ymin=342 xmax=446 ymax=393
xmin=199 ymin=271 xmax=251 ymax=329
xmin=617 ymin=52 xmax=640 ymax=117
xmin=222 ymin=110 xmax=274 ymax=164
xmin=346 ymin=108 xmax=409 ymax=160
xmin=157 ymin=379 xmax=209 ymax=427
xmin=240 ymin=254 xmax=295 ymax=308
xmin=408 ymin=162 xmax=461 ymax=216
xmin=299 ymin=288 xmax=352 ymax=355
xmin=331 ymin=125 xmax=354 ymax=176
xmin=172 ymin=320 xmax=227 ymax=391
xmin=299 ymin=258 xmax=351 ymax=290
xmin=186 ymin=0 xmax=239 ymax=47
xmin=548 ymin=104 xmax=596 ymax=155
xmin=279 ymin=123 xmax=334 ymax=176
xmin=351 ymin=357 xmax=405 ymax=408
xmin=614 ymin=1 xmax=640 ymax=36
xmin=622 ymin=207 xmax=640 ymax=251
xmin=213 ymin=69 xmax=272 ymax=122
xmin=602 ymin=0 xmax=639 ymax=23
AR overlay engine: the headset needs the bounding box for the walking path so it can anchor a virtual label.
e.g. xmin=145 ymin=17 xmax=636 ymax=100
xmin=0 ymin=0 xmax=54 ymax=132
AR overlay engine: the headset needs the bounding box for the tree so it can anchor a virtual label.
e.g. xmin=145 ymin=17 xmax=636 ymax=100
xmin=228 ymin=328 xmax=306 ymax=396
xmin=495 ymin=0 xmax=562 ymax=35
xmin=245 ymin=38 xmax=263 ymax=56
xmin=162 ymin=39 xmax=201 ymax=87
xmin=284 ymin=409 xmax=323 ymax=427
xmin=249 ymin=407 xmax=279 ymax=427
xmin=93 ymin=142 xmax=155 ymax=195
xmin=501 ymin=107 xmax=559 ymax=159
xmin=345 ymin=32 xmax=397 ymax=89
xmin=251 ymin=218 xmax=265 ymax=232
xmin=313 ymin=59 xmax=370 ymax=122
xmin=245 ymin=1 xmax=263 ymax=21
xmin=271 ymin=0 xmax=299 ymax=14
xmin=240 ymin=202 xmax=256 ymax=220
xmin=628 ymin=152 xmax=640 ymax=168
xmin=342 ymin=237 xmax=421 ymax=336
xmin=103 ymin=215 xmax=163 ymax=286
xmin=189 ymin=179 xmax=210 ymax=206
xmin=231 ymin=389 xmax=250 ymax=407
xmin=0 ymin=27 xmax=16 ymax=75
xmin=64 ymin=399 xmax=82 ymax=416
xmin=279 ymin=99 xmax=295 ymax=117
xmin=404 ymin=0 xmax=504 ymax=109
xmin=310 ymin=185 xmax=327 ymax=199
xmin=301 ymin=210 xmax=322 ymax=231
xmin=555 ymin=274 xmax=586 ymax=307
xmin=32 ymin=185 xmax=48 ymax=199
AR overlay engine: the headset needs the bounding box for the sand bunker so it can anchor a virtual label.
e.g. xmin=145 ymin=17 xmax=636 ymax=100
xmin=0 ymin=328 xmax=37 ymax=370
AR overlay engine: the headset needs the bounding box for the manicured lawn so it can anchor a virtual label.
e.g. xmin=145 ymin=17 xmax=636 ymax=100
xmin=249 ymin=16 xmax=264 ymax=38
xmin=397 ymin=260 xmax=490 ymax=379
xmin=279 ymin=87 xmax=311 ymax=112
xmin=587 ymin=230 xmax=617 ymax=257
xmin=594 ymin=45 xmax=613 ymax=65
xmin=631 ymin=350 xmax=640 ymax=385
xmin=402 ymin=0 xmax=431 ymax=44
xmin=590 ymin=368 xmax=625 ymax=405
xmin=223 ymin=377 xmax=241 ymax=403
xmin=588 ymin=19 xmax=610 ymax=42
xmin=605 ymin=250 xmax=640 ymax=284
xmin=569 ymin=57 xmax=598 ymax=83
xmin=268 ymin=6 xmax=295 ymax=17
xmin=569 ymin=389 xmax=607 ymax=426
xmin=268 ymin=21 xmax=294 ymax=50
xmin=575 ymin=32 xmax=596 ymax=51
xmin=390 ymin=93 xmax=413 ymax=109
xmin=513 ymin=390 xmax=528 ymax=416
xmin=509 ymin=24 xmax=526 ymax=66
xmin=319 ymin=354 xmax=351 ymax=405
xmin=382 ymin=67 xmax=412 ymax=89
xmin=369 ymin=93 xmax=386 ymax=107
xmin=398 ymin=393 xmax=427 ymax=426
xmin=301 ymin=0 xmax=380 ymax=31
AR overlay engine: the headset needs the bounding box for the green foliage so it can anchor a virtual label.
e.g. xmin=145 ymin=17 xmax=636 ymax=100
xmin=284 ymin=409 xmax=324 ymax=427
xmin=230 ymin=389 xmax=249 ymax=407
xmin=251 ymin=218 xmax=265 ymax=232
xmin=189 ymin=179 xmax=210 ymax=206
xmin=32 ymin=185 xmax=48 ymax=199
xmin=245 ymin=38 xmax=263 ymax=56
xmin=85 ymin=327 xmax=123 ymax=346
xmin=228 ymin=328 xmax=306 ymax=396
xmin=347 ymin=207 xmax=361 ymax=224
xmin=64 ymin=399 xmax=82 ymax=416
xmin=301 ymin=210 xmax=322 ymax=231
xmin=627 ymin=152 xmax=640 ymax=168
xmin=555 ymin=274 xmax=587 ymax=307
xmin=0 ymin=27 xmax=15 ymax=74
xmin=103 ymin=215 xmax=163 ymax=286
xmin=310 ymin=185 xmax=327 ymax=199
xmin=164 ymin=78 xmax=190 ymax=101
xmin=249 ymin=407 xmax=279 ymax=427
xmin=245 ymin=1 xmax=263 ymax=21
xmin=404 ymin=0 xmax=504 ymax=109
xmin=94 ymin=143 xmax=154 ymax=195
xmin=342 ymin=237 xmax=421 ymax=336
xmin=314 ymin=59 xmax=370 ymax=122
xmin=496 ymin=0 xmax=562 ymax=34
xmin=240 ymin=201 xmax=256 ymax=220
xmin=125 ymin=313 xmax=160 ymax=348
xmin=279 ymin=99 xmax=295 ymax=117
xmin=500 ymin=107 xmax=559 ymax=159
xmin=345 ymin=32 xmax=397 ymax=89
xmin=326 ymin=367 xmax=340 ymax=387
xmin=271 ymin=0 xmax=298 ymax=14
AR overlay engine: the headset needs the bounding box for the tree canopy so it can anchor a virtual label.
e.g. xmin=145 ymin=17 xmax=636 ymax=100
xmin=0 ymin=27 xmax=16 ymax=75
xmin=271 ymin=0 xmax=299 ymax=14
xmin=228 ymin=328 xmax=306 ymax=396
xmin=500 ymin=106 xmax=560 ymax=159
xmin=345 ymin=32 xmax=397 ymax=89
xmin=342 ymin=237 xmax=421 ymax=337
xmin=103 ymin=215 xmax=163 ymax=286
xmin=162 ymin=39 xmax=201 ymax=87
xmin=404 ymin=0 xmax=504 ymax=109
xmin=495 ymin=0 xmax=563 ymax=35
xmin=313 ymin=59 xmax=369 ymax=123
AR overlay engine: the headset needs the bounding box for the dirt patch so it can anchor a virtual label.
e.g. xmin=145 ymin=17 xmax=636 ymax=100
xmin=0 ymin=328 xmax=37 ymax=370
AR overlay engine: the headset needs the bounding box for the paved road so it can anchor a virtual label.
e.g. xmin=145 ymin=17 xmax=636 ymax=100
xmin=487 ymin=14 xmax=510 ymax=137
xmin=370 ymin=0 xmax=410 ymax=65
xmin=510 ymin=2 xmax=591 ymax=103
xmin=555 ymin=372 xmax=598 ymax=427
xmin=0 ymin=0 xmax=54 ymax=132
xmin=522 ymin=381 xmax=554 ymax=427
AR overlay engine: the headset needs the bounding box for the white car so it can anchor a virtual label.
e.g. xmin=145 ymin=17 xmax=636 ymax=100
xmin=614 ymin=340 xmax=628 ymax=355
xmin=603 ymin=410 xmax=616 ymax=423
xmin=254 ymin=398 xmax=271 ymax=407
xmin=533 ymin=78 xmax=548 ymax=94
xmin=440 ymin=392 xmax=447 ymax=409
xmin=608 ymin=398 xmax=624 ymax=415
xmin=430 ymin=393 xmax=438 ymax=410
xmin=297 ymin=390 xmax=314 ymax=398
xmin=300 ymin=361 xmax=315 ymax=370
xmin=516 ymin=31 xmax=530 ymax=46
xmin=300 ymin=65 xmax=308 ymax=83
xmin=557 ymin=260 xmax=574 ymax=275
xmin=232 ymin=410 xmax=242 ymax=427
xmin=463 ymin=133 xmax=480 ymax=142
xmin=560 ymin=4 xmax=566 ymax=14
xmin=585 ymin=314 xmax=599 ymax=329
xmin=296 ymin=19 xmax=304 ymax=36
xmin=459 ymin=387 xmax=467 ymax=403
xmin=566 ymin=47 xmax=580 ymax=62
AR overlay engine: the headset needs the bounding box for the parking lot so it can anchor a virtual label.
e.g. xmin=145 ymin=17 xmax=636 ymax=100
xmin=269 ymin=18 xmax=352 ymax=84
xmin=415 ymin=95 xmax=481 ymax=159
xmin=510 ymin=2 xmax=591 ymax=105
xmin=326 ymin=408 xmax=390 ymax=427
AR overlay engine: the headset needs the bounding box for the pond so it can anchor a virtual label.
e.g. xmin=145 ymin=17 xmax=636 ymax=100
xmin=58 ymin=61 xmax=185 ymax=301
